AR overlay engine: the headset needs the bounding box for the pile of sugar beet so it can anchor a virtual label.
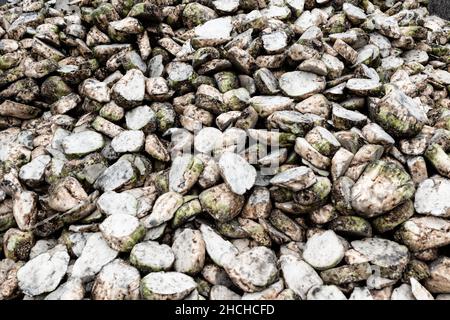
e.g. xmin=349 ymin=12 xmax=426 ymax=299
xmin=0 ymin=0 xmax=450 ymax=301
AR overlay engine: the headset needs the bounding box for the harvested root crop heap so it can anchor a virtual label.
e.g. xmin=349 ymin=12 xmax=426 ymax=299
xmin=0 ymin=0 xmax=450 ymax=300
